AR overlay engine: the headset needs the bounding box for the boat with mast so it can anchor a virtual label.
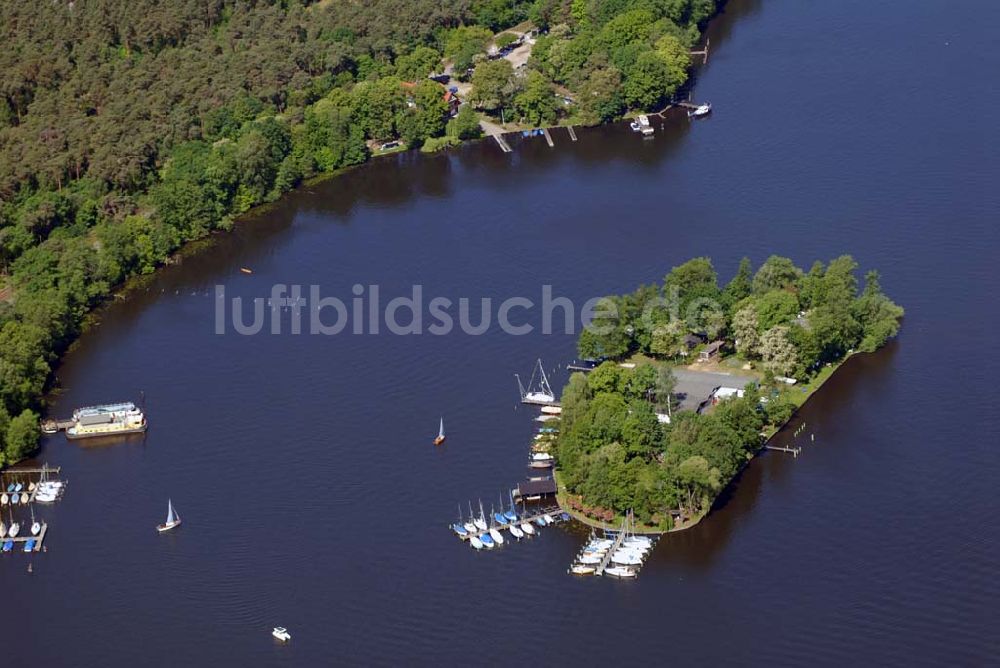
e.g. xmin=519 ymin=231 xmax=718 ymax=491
xmin=452 ymin=504 xmax=468 ymax=537
xmin=515 ymin=359 xmax=558 ymax=406
xmin=464 ymin=501 xmax=478 ymax=534
xmin=433 ymin=417 xmax=446 ymax=446
xmin=474 ymin=500 xmax=488 ymax=532
xmin=156 ymin=499 xmax=181 ymax=533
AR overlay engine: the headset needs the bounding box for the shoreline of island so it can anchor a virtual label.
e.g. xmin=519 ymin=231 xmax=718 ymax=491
xmin=544 ymin=256 xmax=903 ymax=534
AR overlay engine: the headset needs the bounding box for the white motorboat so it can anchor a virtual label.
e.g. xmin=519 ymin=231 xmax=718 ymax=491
xmin=540 ymin=406 xmax=562 ymax=415
xmin=578 ymin=554 xmax=602 ymax=565
xmin=31 ymin=522 xmax=41 ymax=536
xmin=489 ymin=528 xmax=504 ymax=546
xmin=520 ymin=522 xmax=535 ymax=535
xmin=605 ymin=566 xmax=637 ymax=578
xmin=156 ymin=499 xmax=182 ymax=533
xmin=571 ymin=565 xmax=596 ymax=575
xmin=1 ymin=493 xmax=7 ymax=506
xmin=8 ymin=522 xmax=19 ymax=538
xmin=35 ymin=493 xmax=56 ymax=504
xmin=272 ymin=627 xmax=291 ymax=642
xmin=509 ymin=524 xmax=524 ymax=539
xmin=688 ymin=102 xmax=712 ymax=117
xmin=469 ymin=535 xmax=484 ymax=550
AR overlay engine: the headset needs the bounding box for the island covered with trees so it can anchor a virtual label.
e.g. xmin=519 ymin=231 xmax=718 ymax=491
xmin=553 ymin=255 xmax=904 ymax=531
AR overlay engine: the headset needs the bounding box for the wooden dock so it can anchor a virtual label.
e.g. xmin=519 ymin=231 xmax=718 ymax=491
xmin=566 ymin=126 xmax=578 ymax=141
xmin=765 ymin=444 xmax=802 ymax=457
xmin=690 ymin=37 xmax=710 ymax=64
xmin=541 ymin=127 xmax=554 ymax=147
xmin=4 ymin=523 xmax=48 ymax=552
xmin=2 ymin=466 xmax=61 ymax=477
xmin=492 ymin=132 xmax=512 ymax=153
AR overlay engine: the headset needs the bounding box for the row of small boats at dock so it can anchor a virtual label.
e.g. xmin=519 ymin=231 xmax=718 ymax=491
xmin=0 ymin=467 xmax=63 ymax=556
xmin=451 ymin=497 xmax=569 ymax=550
xmin=570 ymin=513 xmax=655 ymax=578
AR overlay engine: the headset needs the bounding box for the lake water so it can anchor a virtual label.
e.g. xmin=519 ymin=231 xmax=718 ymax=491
xmin=4 ymin=0 xmax=999 ymax=664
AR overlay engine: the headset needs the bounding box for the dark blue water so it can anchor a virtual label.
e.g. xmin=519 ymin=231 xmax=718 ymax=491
xmin=3 ymin=0 xmax=998 ymax=664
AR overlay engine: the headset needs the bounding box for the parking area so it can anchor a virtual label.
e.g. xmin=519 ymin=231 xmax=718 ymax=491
xmin=673 ymin=368 xmax=757 ymax=412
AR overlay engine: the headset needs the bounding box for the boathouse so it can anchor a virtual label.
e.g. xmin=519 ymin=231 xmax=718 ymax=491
xmin=698 ymin=341 xmax=723 ymax=361
xmin=513 ymin=478 xmax=557 ymax=501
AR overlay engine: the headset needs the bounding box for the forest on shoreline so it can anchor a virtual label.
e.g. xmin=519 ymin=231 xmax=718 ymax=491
xmin=554 ymin=255 xmax=904 ymax=529
xmin=0 ymin=0 xmax=722 ymax=464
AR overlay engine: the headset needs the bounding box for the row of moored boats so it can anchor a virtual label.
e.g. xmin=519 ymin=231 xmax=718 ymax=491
xmin=452 ymin=499 xmax=569 ymax=550
xmin=570 ymin=525 xmax=656 ymax=578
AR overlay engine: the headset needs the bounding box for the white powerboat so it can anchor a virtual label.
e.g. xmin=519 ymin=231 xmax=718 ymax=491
xmin=578 ymin=554 xmax=602 ymax=565
xmin=8 ymin=522 xmax=19 ymax=538
xmin=272 ymin=627 xmax=291 ymax=642
xmin=605 ymin=566 xmax=637 ymax=578
xmin=31 ymin=522 xmax=41 ymax=536
xmin=688 ymin=102 xmax=712 ymax=117
xmin=571 ymin=565 xmax=595 ymax=575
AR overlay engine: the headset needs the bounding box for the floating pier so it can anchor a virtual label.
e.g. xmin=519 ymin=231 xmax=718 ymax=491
xmin=541 ymin=127 xmax=554 ymax=147
xmin=566 ymin=126 xmax=578 ymax=141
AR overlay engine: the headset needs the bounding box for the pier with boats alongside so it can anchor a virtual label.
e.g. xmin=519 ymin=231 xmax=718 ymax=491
xmin=570 ymin=513 xmax=656 ymax=578
xmin=1 ymin=465 xmax=65 ymax=554
xmin=450 ymin=497 xmax=570 ymax=550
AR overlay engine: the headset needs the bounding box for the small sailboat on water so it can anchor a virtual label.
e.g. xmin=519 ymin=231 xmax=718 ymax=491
xmin=433 ymin=417 xmax=446 ymax=446
xmin=156 ymin=499 xmax=182 ymax=533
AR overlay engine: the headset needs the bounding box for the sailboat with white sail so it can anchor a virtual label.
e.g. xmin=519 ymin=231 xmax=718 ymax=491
xmin=156 ymin=499 xmax=182 ymax=533
xmin=433 ymin=417 xmax=446 ymax=446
